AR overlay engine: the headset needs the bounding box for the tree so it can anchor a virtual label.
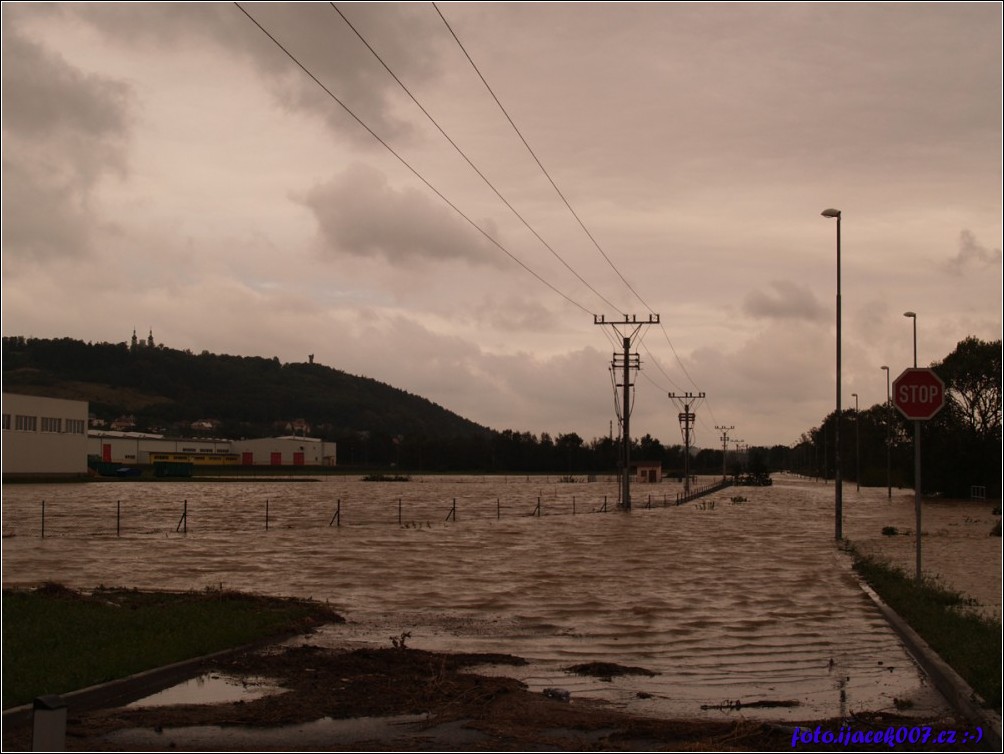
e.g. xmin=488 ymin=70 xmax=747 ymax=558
xmin=925 ymin=337 xmax=1003 ymax=498
xmin=934 ymin=337 xmax=1002 ymax=440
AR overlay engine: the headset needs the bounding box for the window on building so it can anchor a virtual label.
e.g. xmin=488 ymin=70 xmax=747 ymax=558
xmin=41 ymin=417 xmax=63 ymax=433
xmin=14 ymin=415 xmax=37 ymax=432
xmin=65 ymin=419 xmax=85 ymax=434
xmin=2 ymin=414 xmax=10 ymax=431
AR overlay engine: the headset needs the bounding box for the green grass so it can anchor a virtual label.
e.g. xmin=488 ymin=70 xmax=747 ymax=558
xmin=852 ymin=553 xmax=1002 ymax=712
xmin=1 ymin=584 xmax=341 ymax=708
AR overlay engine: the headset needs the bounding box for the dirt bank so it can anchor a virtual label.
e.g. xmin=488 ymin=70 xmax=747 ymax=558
xmin=2 ymin=642 xmax=980 ymax=752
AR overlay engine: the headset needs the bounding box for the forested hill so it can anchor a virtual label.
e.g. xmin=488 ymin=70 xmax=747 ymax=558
xmin=1 ymin=336 xmax=493 ymax=442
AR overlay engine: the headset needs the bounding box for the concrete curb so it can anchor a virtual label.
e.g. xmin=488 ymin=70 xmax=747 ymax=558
xmin=854 ymin=577 xmax=1002 ymax=749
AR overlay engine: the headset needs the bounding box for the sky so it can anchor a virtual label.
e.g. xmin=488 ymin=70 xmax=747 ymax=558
xmin=2 ymin=2 xmax=1001 ymax=449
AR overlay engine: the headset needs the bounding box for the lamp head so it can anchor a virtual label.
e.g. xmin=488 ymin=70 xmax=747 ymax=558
xmin=821 ymin=208 xmax=841 ymax=218
xmin=881 ymin=365 xmax=889 ymax=371
xmin=903 ymin=311 xmax=916 ymax=319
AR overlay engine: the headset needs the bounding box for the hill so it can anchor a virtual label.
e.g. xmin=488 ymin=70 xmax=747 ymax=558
xmin=1 ymin=337 xmax=493 ymax=446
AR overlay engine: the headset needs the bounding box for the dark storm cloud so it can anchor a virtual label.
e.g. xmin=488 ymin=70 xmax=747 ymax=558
xmin=1 ymin=24 xmax=130 ymax=140
xmin=1 ymin=23 xmax=132 ymax=261
xmin=299 ymin=164 xmax=505 ymax=267
xmin=71 ymin=2 xmax=443 ymax=147
xmin=946 ymin=230 xmax=1002 ymax=275
xmin=742 ymin=280 xmax=826 ymax=322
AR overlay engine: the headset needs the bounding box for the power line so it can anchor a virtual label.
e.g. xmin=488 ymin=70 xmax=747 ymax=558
xmin=433 ymin=2 xmax=649 ymax=312
xmin=434 ymin=3 xmax=707 ymax=395
xmin=234 ymin=2 xmax=594 ymax=317
xmin=330 ymin=2 xmax=623 ymax=315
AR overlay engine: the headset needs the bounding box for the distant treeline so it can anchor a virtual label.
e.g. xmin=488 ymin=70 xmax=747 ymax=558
xmin=2 ymin=336 xmax=999 ymax=496
xmin=786 ymin=336 xmax=1001 ymax=500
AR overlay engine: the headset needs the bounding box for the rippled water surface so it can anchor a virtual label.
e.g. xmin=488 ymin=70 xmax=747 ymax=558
xmin=4 ymin=474 xmax=977 ymax=721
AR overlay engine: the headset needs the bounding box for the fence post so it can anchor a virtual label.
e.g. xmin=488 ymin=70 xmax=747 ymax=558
xmin=329 ymin=499 xmax=341 ymax=527
xmin=497 ymin=497 xmax=500 ymax=520
xmin=265 ymin=499 xmax=269 ymax=531
xmin=176 ymin=500 xmax=187 ymax=534
xmin=117 ymin=501 xmax=121 ymax=537
xmin=398 ymin=498 xmax=402 ymax=526
xmin=536 ymin=497 xmax=541 ymax=517
xmin=41 ymin=500 xmax=45 ymax=539
xmin=572 ymin=496 xmax=576 ymax=515
xmin=445 ymin=498 xmax=456 ymax=523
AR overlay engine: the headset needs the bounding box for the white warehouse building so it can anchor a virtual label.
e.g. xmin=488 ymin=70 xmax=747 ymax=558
xmin=2 ymin=393 xmax=89 ymax=477
xmin=88 ymin=432 xmax=335 ymax=468
xmin=89 ymin=432 xmax=235 ymax=465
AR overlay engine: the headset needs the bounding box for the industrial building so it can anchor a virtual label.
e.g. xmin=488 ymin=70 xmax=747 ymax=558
xmin=2 ymin=393 xmax=89 ymax=477
xmin=230 ymin=436 xmax=336 ymax=467
xmin=89 ymin=432 xmax=236 ymax=466
xmin=89 ymin=432 xmax=336 ymax=468
xmin=3 ymin=392 xmax=336 ymax=476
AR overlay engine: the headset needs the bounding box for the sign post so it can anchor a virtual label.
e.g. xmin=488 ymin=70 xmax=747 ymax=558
xmin=892 ymin=368 xmax=946 ymax=581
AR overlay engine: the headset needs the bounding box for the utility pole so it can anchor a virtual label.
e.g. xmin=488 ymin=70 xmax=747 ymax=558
xmin=715 ymin=425 xmax=734 ymax=481
xmin=594 ymin=314 xmax=659 ymax=510
xmin=732 ymin=440 xmax=745 ymax=474
xmin=669 ymin=392 xmax=705 ymax=495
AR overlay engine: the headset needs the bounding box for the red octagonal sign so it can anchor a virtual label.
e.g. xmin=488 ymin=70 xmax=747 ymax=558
xmin=893 ymin=368 xmax=946 ymax=420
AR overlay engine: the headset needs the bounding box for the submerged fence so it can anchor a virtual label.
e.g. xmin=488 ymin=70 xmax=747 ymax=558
xmin=6 ymin=479 xmax=740 ymax=539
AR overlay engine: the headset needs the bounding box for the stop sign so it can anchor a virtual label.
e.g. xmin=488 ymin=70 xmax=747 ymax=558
xmin=893 ymin=368 xmax=946 ymax=420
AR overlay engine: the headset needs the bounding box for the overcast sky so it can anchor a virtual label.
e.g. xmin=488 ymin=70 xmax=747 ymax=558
xmin=2 ymin=2 xmax=1001 ymax=448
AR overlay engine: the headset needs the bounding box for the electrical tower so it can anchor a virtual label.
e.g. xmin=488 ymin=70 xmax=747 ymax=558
xmin=715 ymin=425 xmax=735 ymax=481
xmin=669 ymin=392 xmax=705 ymax=495
xmin=594 ymin=314 xmax=659 ymax=510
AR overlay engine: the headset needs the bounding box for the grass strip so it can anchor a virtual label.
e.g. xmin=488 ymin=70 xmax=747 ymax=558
xmin=851 ymin=553 xmax=1001 ymax=712
xmin=1 ymin=583 xmax=341 ymax=709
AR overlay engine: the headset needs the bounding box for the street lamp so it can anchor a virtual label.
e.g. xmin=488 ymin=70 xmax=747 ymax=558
xmin=822 ymin=208 xmax=842 ymax=540
xmin=904 ymin=312 xmax=917 ymax=368
xmin=903 ymin=311 xmax=922 ymax=581
xmin=851 ymin=392 xmax=860 ymax=492
xmin=881 ymin=365 xmax=891 ymax=500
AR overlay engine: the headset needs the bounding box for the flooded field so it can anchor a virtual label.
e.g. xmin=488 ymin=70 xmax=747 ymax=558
xmin=3 ymin=473 xmax=997 ymax=722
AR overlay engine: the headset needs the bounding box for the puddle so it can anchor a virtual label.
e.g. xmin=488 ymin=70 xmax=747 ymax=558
xmin=128 ymin=673 xmax=283 ymax=707
xmin=104 ymin=714 xmax=484 ymax=749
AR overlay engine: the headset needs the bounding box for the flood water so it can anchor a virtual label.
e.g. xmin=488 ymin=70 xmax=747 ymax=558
xmin=4 ymin=473 xmax=995 ymax=722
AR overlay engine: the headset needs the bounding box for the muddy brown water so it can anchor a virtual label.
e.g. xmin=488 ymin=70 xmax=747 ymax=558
xmin=3 ymin=474 xmax=997 ymax=722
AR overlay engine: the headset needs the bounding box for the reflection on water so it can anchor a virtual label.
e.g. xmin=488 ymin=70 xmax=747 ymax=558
xmin=128 ymin=674 xmax=283 ymax=707
xmin=2 ymin=475 xmax=962 ymax=720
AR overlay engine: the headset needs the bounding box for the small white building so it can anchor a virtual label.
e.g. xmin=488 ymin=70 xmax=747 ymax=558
xmin=2 ymin=393 xmax=89 ymax=477
xmin=631 ymin=461 xmax=663 ymax=483
xmin=231 ymin=436 xmax=336 ymax=467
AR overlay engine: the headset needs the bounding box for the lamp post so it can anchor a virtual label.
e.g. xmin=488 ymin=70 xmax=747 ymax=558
xmin=903 ymin=310 xmax=922 ymax=581
xmin=904 ymin=312 xmax=917 ymax=368
xmin=881 ymin=365 xmax=891 ymax=500
xmin=822 ymin=208 xmax=842 ymax=540
xmin=852 ymin=392 xmax=860 ymax=492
